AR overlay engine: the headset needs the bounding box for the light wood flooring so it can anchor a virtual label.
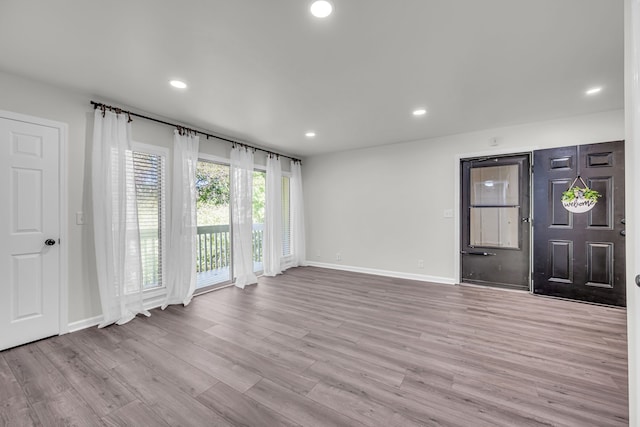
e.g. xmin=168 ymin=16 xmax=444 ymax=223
xmin=0 ymin=266 xmax=629 ymax=426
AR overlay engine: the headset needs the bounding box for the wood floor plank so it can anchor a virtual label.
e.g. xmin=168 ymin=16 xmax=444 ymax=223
xmin=117 ymin=316 xmax=170 ymax=341
xmin=154 ymin=332 xmax=262 ymax=393
xmin=305 ymin=359 xmax=490 ymax=427
xmin=306 ymin=381 xmax=396 ymax=426
xmin=140 ymin=308 xmax=217 ymax=344
xmin=36 ymin=335 xmax=135 ymax=417
xmin=64 ymin=328 xmax=137 ymax=370
xmin=449 ymin=375 xmax=626 ymax=427
xmin=0 ymin=266 xmax=628 ymax=426
xmin=3 ymin=343 xmax=70 ymax=404
xmin=204 ymin=324 xmax=317 ymax=373
xmin=118 ymin=336 xmax=220 ymax=397
xmin=194 ymin=333 xmax=318 ymax=395
xmin=0 ymin=355 xmax=40 ymax=427
xmin=102 ymin=400 xmax=171 ymax=427
xmin=110 ymin=358 xmax=232 ymax=427
xmin=196 ymin=382 xmax=302 ymax=427
xmin=265 ymin=332 xmax=407 ymax=387
xmin=30 ymin=388 xmax=106 ymax=427
xmin=167 ymin=301 xmax=276 ymax=339
xmin=196 ymin=297 xmax=310 ymax=339
xmin=245 ymin=378 xmax=367 ymax=427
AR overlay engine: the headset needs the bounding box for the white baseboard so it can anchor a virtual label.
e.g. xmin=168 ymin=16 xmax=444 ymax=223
xmin=66 ymin=294 xmax=167 ymax=333
xmin=67 ymin=315 xmax=102 ymax=333
xmin=304 ymin=261 xmax=456 ymax=285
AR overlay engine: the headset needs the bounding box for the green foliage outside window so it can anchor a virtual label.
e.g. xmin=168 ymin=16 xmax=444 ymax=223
xmin=195 ymin=162 xmax=265 ymax=226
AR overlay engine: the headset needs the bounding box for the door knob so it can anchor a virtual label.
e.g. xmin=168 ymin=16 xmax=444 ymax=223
xmin=620 ymin=230 xmax=626 ymax=236
xmin=44 ymin=239 xmax=56 ymax=246
xmin=636 ymin=275 xmax=640 ymax=287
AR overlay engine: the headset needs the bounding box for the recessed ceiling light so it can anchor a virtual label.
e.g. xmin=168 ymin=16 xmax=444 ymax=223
xmin=310 ymin=1 xmax=333 ymax=18
xmin=305 ymin=132 xmax=316 ymax=138
xmin=170 ymin=80 xmax=187 ymax=89
xmin=585 ymin=86 xmax=602 ymax=95
xmin=412 ymin=108 xmax=427 ymax=116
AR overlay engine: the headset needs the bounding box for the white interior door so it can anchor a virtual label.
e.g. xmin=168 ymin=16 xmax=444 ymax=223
xmin=0 ymin=117 xmax=61 ymax=351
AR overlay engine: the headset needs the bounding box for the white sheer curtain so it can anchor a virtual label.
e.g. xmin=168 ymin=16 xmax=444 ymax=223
xmin=163 ymin=130 xmax=200 ymax=308
xmin=290 ymin=160 xmax=307 ymax=267
xmin=92 ymin=109 xmax=148 ymax=327
xmin=264 ymin=155 xmax=283 ymax=276
xmin=231 ymin=146 xmax=258 ymax=288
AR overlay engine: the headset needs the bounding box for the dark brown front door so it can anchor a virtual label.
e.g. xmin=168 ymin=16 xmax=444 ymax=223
xmin=461 ymin=154 xmax=531 ymax=290
xmin=533 ymin=141 xmax=626 ymax=307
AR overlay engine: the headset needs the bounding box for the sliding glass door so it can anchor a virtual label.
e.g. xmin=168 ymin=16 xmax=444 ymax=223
xmin=195 ymin=160 xmax=232 ymax=291
xmin=194 ymin=161 xmax=276 ymax=288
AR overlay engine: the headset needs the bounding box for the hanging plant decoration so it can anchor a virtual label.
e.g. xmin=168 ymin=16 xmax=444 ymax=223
xmin=561 ymin=176 xmax=601 ymax=213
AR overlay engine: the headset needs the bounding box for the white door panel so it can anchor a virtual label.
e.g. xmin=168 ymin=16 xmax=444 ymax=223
xmin=0 ymin=117 xmax=60 ymax=351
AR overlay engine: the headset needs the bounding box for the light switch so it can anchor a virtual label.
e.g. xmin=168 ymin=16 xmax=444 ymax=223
xmin=76 ymin=211 xmax=84 ymax=225
xmin=443 ymin=209 xmax=453 ymax=218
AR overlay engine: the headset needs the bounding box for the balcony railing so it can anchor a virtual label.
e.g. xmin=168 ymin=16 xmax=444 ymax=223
xmin=139 ymin=224 xmax=264 ymax=289
xmin=196 ymin=224 xmax=263 ymax=273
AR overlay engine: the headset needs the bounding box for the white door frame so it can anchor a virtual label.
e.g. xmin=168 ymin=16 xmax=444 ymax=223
xmin=624 ymin=0 xmax=639 ymax=423
xmin=0 ymin=110 xmax=69 ymax=335
xmin=453 ymin=146 xmax=539 ymax=286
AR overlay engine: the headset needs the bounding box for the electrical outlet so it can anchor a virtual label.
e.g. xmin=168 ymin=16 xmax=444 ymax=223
xmin=417 ymin=259 xmax=425 ymax=269
xmin=443 ymin=209 xmax=453 ymax=218
xmin=336 ymin=252 xmax=342 ymax=261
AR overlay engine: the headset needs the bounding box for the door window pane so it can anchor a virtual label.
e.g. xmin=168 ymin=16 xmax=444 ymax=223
xmin=470 ymin=207 xmax=519 ymax=248
xmin=195 ymin=161 xmax=231 ymax=288
xmin=470 ymin=165 xmax=519 ymax=205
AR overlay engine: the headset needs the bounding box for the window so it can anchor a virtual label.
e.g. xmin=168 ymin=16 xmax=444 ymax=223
xmin=282 ymin=175 xmax=291 ymax=256
xmin=132 ymin=148 xmax=166 ymax=290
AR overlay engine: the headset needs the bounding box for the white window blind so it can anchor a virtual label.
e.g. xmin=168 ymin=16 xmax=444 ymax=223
xmin=282 ymin=175 xmax=291 ymax=256
xmin=133 ymin=150 xmax=166 ymax=290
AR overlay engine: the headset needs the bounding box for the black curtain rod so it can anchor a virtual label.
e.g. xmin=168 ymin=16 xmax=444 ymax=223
xmin=90 ymin=101 xmax=301 ymax=163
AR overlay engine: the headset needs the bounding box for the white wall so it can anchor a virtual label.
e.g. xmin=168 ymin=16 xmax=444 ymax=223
xmin=302 ymin=109 xmax=625 ymax=282
xmin=0 ymin=70 xmax=278 ymax=326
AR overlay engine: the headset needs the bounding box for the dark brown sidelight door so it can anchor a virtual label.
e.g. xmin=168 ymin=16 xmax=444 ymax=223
xmin=532 ymin=141 xmax=626 ymax=307
xmin=461 ymin=154 xmax=531 ymax=290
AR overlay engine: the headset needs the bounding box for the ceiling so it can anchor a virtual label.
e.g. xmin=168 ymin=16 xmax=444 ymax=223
xmin=0 ymin=0 xmax=623 ymax=157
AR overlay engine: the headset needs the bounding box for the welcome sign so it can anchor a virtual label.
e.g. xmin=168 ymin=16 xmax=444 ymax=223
xmin=562 ymin=196 xmax=597 ymax=213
